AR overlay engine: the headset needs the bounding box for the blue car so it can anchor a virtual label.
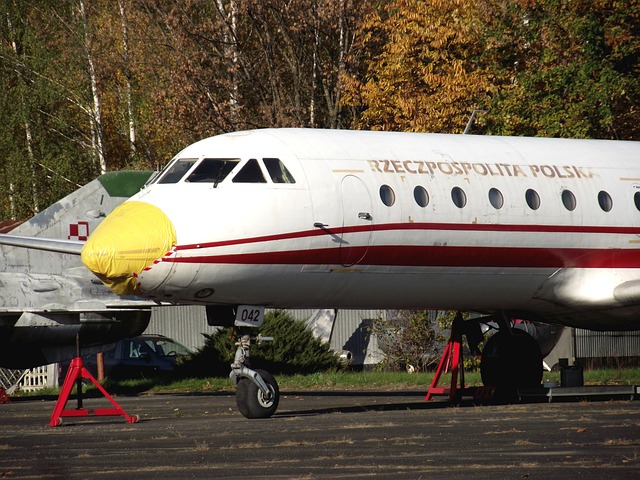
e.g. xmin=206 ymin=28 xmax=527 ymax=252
xmin=60 ymin=334 xmax=192 ymax=382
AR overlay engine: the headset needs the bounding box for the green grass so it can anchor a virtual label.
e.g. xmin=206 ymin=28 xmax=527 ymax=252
xmin=15 ymin=367 xmax=640 ymax=397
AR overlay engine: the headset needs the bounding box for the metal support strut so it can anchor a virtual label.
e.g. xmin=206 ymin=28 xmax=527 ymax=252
xmin=229 ymin=333 xmax=273 ymax=398
xmin=49 ymin=334 xmax=138 ymax=427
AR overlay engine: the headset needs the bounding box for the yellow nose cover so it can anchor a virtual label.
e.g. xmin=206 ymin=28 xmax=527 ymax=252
xmin=81 ymin=201 xmax=177 ymax=295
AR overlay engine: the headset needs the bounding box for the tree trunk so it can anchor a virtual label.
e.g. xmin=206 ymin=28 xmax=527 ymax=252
xmin=118 ymin=0 xmax=136 ymax=161
xmin=79 ymin=0 xmax=106 ymax=174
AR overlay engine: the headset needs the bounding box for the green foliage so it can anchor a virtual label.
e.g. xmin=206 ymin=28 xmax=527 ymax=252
xmin=1 ymin=1 xmax=639 ymax=217
xmin=343 ymin=0 xmax=495 ymax=133
xmin=343 ymin=0 xmax=640 ymax=139
xmin=0 ymin=1 xmax=100 ymax=218
xmin=252 ymin=310 xmax=343 ymax=374
xmin=0 ymin=1 xmax=371 ymax=217
xmin=174 ymin=328 xmax=237 ymax=379
xmin=478 ymin=0 xmax=640 ymax=139
xmin=177 ymin=310 xmax=342 ymax=378
xmin=373 ymin=310 xmax=444 ymax=373
xmin=372 ymin=310 xmax=483 ymax=373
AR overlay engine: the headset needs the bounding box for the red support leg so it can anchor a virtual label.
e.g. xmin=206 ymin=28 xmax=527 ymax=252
xmin=425 ymin=313 xmax=464 ymax=402
xmin=49 ymin=357 xmax=138 ymax=427
xmin=0 ymin=388 xmax=10 ymax=404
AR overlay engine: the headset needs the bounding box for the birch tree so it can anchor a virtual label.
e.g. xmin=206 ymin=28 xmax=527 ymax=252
xmin=118 ymin=0 xmax=137 ymax=161
xmin=4 ymin=11 xmax=39 ymax=212
xmin=78 ymin=0 xmax=106 ymax=173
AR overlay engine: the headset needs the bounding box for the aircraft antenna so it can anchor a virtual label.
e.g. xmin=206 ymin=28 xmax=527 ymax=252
xmin=463 ymin=110 xmax=487 ymax=134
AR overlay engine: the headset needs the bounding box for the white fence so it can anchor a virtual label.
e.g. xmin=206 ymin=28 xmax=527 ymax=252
xmin=0 ymin=364 xmax=58 ymax=394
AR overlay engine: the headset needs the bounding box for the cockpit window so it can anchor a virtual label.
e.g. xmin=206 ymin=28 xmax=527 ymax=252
xmin=186 ymin=158 xmax=240 ymax=185
xmin=232 ymin=159 xmax=267 ymax=183
xmin=264 ymin=158 xmax=296 ymax=183
xmin=157 ymin=158 xmax=197 ymax=184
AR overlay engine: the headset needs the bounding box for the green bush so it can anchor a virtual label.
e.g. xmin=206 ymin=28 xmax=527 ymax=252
xmin=174 ymin=328 xmax=236 ymax=378
xmin=253 ymin=310 xmax=342 ymax=374
xmin=176 ymin=310 xmax=342 ymax=378
xmin=373 ymin=310 xmax=443 ymax=372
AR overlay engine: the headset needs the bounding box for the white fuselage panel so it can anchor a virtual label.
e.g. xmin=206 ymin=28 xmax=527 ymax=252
xmin=121 ymin=129 xmax=640 ymax=330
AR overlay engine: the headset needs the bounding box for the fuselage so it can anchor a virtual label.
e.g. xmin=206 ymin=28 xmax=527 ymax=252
xmin=81 ymin=129 xmax=640 ymax=330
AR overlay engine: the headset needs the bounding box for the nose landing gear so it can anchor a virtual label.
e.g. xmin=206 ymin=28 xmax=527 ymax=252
xmin=229 ymin=333 xmax=280 ymax=418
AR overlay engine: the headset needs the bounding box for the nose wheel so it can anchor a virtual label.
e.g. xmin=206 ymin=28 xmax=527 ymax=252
xmin=235 ymin=368 xmax=280 ymax=418
xmin=229 ymin=333 xmax=280 ymax=418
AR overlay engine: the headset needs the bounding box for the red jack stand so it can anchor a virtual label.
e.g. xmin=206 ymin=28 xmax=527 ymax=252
xmin=426 ymin=312 xmax=467 ymax=402
xmin=49 ymin=356 xmax=138 ymax=427
xmin=0 ymin=388 xmax=10 ymax=404
xmin=426 ymin=312 xmax=495 ymax=402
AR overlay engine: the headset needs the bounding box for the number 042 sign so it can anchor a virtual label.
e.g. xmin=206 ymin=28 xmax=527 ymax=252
xmin=234 ymin=305 xmax=265 ymax=327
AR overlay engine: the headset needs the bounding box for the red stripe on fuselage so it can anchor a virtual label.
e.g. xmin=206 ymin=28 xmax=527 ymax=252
xmin=174 ymin=222 xmax=640 ymax=252
xmin=164 ymin=245 xmax=640 ymax=269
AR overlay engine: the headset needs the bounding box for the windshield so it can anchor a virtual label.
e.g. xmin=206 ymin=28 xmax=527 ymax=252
xmin=264 ymin=157 xmax=296 ymax=183
xmin=232 ymin=158 xmax=266 ymax=183
xmin=186 ymin=158 xmax=241 ymax=186
xmin=157 ymin=158 xmax=197 ymax=184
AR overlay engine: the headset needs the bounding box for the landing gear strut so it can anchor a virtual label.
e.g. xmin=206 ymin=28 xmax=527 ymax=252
xmin=426 ymin=313 xmax=544 ymax=403
xmin=229 ymin=333 xmax=279 ymax=418
xmin=478 ymin=315 xmax=543 ymax=401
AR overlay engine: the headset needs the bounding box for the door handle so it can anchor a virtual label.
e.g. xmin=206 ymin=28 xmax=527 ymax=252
xmin=358 ymin=212 xmax=372 ymax=220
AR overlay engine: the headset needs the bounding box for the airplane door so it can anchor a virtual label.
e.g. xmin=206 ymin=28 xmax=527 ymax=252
xmin=340 ymin=175 xmax=373 ymax=266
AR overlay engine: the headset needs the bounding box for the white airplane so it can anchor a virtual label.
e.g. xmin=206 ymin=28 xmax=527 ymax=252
xmin=2 ymin=128 xmax=640 ymax=418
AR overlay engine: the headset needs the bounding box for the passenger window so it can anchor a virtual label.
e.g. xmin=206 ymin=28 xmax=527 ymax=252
xmin=451 ymin=187 xmax=466 ymax=208
xmin=525 ymin=189 xmax=540 ymax=210
xmin=489 ymin=188 xmax=504 ymax=209
xmin=264 ymin=158 xmax=295 ymax=183
xmin=562 ymin=189 xmax=577 ymax=211
xmin=157 ymin=158 xmax=197 ymax=184
xmin=233 ymin=159 xmax=267 ymax=183
xmin=185 ymin=158 xmax=240 ymax=184
xmin=380 ymin=185 xmax=395 ymax=206
xmin=414 ymin=186 xmax=429 ymax=207
xmin=635 ymin=191 xmax=640 ymax=211
xmin=598 ymin=191 xmax=613 ymax=212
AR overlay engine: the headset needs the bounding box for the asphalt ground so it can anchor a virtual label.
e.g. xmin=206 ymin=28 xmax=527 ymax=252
xmin=1 ymin=390 xmax=639 ymax=479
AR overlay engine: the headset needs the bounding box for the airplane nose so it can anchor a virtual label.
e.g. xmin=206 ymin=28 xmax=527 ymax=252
xmin=81 ymin=201 xmax=176 ymax=295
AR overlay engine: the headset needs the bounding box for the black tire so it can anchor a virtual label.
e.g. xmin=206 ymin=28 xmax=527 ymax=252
xmin=235 ymin=369 xmax=279 ymax=419
xmin=480 ymin=330 xmax=543 ymax=389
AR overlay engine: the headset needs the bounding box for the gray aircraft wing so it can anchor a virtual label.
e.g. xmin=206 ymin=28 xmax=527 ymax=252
xmin=0 ymin=234 xmax=83 ymax=255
